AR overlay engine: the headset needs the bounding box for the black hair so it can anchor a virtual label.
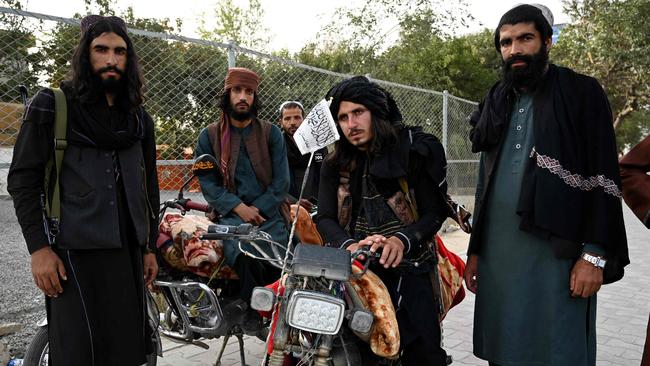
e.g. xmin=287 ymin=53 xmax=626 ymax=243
xmin=494 ymin=5 xmax=553 ymax=51
xmin=69 ymin=18 xmax=144 ymax=110
xmin=278 ymin=101 xmax=305 ymax=121
xmin=328 ymin=112 xmax=398 ymax=171
xmin=217 ymin=88 xmax=261 ymax=118
xmin=324 ymin=76 xmax=403 ymax=169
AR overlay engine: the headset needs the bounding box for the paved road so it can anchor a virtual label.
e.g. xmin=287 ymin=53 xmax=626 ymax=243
xmin=0 ymin=197 xmax=647 ymax=365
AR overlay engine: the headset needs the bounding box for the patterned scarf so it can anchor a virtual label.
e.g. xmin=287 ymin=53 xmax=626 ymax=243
xmin=218 ymin=113 xmax=232 ymax=190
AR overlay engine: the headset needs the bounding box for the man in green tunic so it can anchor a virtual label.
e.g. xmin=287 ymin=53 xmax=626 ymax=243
xmin=195 ymin=67 xmax=290 ymax=301
xmin=465 ymin=4 xmax=629 ymax=366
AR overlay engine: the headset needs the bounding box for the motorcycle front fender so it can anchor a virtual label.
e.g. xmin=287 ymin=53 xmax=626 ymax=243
xmin=36 ymin=317 xmax=47 ymax=327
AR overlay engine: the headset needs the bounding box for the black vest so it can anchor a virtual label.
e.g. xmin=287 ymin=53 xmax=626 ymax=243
xmin=56 ymin=142 xmax=150 ymax=250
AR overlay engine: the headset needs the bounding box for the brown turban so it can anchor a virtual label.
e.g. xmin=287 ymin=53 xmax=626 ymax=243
xmin=224 ymin=67 xmax=260 ymax=92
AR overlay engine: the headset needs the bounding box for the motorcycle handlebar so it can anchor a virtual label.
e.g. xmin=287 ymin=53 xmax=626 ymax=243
xmin=184 ymin=200 xmax=211 ymax=213
xmin=200 ymin=223 xmax=255 ymax=240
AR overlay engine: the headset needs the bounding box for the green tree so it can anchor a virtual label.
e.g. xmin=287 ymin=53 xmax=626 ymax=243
xmin=553 ymin=0 xmax=650 ymax=148
xmin=0 ymin=0 xmax=40 ymax=103
xmin=198 ymin=0 xmax=270 ymax=50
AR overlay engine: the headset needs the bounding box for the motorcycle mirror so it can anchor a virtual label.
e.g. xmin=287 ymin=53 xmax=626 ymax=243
xmin=191 ymin=154 xmax=221 ymax=178
xmin=178 ymin=154 xmax=221 ymax=199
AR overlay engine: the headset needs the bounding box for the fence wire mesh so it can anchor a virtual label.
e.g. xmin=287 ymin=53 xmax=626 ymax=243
xmin=0 ymin=7 xmax=478 ymax=199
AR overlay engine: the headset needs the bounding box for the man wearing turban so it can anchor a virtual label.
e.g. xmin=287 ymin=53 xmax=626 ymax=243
xmin=195 ymin=67 xmax=289 ymax=302
xmin=316 ymin=76 xmax=450 ymax=365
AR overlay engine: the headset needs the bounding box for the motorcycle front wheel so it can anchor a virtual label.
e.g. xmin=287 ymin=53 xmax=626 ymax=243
xmin=21 ymin=326 xmax=158 ymax=366
xmin=23 ymin=326 xmax=48 ymax=366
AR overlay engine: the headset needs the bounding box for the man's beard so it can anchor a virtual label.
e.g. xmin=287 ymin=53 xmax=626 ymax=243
xmin=501 ymin=44 xmax=549 ymax=91
xmin=93 ymin=66 xmax=126 ymax=94
xmin=227 ymin=101 xmax=253 ymax=121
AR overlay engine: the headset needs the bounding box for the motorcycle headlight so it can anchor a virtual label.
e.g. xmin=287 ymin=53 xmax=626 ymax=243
xmin=286 ymin=290 xmax=345 ymax=335
xmin=250 ymin=286 xmax=275 ymax=312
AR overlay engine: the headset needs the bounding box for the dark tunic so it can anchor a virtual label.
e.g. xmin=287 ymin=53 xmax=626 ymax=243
xmin=8 ymin=88 xmax=159 ymax=366
xmin=283 ymin=131 xmax=325 ymax=202
xmin=316 ymin=127 xmax=449 ymax=365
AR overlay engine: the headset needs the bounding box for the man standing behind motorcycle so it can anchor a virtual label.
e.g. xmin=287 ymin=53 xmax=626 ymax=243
xmin=316 ymin=76 xmax=449 ymax=365
xmin=194 ymin=67 xmax=290 ymax=301
xmin=8 ymin=15 xmax=159 ymax=366
xmin=278 ymin=100 xmax=326 ymax=210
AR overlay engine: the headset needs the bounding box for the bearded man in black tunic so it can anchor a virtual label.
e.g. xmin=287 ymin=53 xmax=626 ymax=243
xmin=8 ymin=15 xmax=159 ymax=366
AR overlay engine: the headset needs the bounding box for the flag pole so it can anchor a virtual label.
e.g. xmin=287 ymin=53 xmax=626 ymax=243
xmin=287 ymin=151 xmax=315 ymax=247
xmin=261 ymin=151 xmax=314 ymax=365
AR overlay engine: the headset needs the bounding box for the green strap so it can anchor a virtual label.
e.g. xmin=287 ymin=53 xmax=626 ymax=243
xmin=46 ymin=88 xmax=67 ymax=223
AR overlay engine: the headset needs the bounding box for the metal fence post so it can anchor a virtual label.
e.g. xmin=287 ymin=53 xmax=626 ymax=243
xmin=442 ymin=89 xmax=449 ymax=153
xmin=228 ymin=40 xmax=237 ymax=67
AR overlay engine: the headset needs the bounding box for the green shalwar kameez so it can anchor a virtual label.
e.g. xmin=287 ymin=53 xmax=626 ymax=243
xmin=195 ymin=124 xmax=290 ymax=267
xmin=473 ymin=93 xmax=601 ymax=366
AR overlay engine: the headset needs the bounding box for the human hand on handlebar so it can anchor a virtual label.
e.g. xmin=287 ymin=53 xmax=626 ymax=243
xmin=31 ymin=246 xmax=67 ymax=297
xmin=346 ymin=235 xmax=404 ymax=268
xmin=233 ymin=203 xmax=266 ymax=226
xmin=357 ymin=234 xmax=404 ymax=268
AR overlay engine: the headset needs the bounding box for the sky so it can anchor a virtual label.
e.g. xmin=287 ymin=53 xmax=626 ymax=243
xmin=17 ymin=0 xmax=571 ymax=53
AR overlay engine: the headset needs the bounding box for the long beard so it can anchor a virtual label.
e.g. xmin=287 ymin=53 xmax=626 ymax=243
xmin=501 ymin=44 xmax=549 ymax=92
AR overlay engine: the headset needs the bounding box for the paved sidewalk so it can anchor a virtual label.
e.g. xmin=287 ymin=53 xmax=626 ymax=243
xmin=155 ymin=207 xmax=648 ymax=366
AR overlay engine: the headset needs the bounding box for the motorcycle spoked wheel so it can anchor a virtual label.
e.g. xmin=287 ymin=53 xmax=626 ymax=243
xmin=21 ymin=326 xmax=158 ymax=366
xmin=22 ymin=326 xmax=48 ymax=366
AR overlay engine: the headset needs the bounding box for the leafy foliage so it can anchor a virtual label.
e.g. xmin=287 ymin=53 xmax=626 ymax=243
xmin=553 ymin=0 xmax=650 ymax=148
xmin=198 ymin=0 xmax=270 ymax=50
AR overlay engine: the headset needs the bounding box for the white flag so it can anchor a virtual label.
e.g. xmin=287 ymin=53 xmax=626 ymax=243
xmin=293 ymin=99 xmax=340 ymax=155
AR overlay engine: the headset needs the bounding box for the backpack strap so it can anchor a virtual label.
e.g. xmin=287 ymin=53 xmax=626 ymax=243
xmin=44 ymin=88 xmax=67 ymax=231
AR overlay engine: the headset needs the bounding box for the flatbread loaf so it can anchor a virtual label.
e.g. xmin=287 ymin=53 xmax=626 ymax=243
xmin=348 ymin=265 xmax=400 ymax=359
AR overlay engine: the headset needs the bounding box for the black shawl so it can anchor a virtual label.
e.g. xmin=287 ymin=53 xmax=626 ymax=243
xmin=470 ymin=64 xmax=629 ymax=283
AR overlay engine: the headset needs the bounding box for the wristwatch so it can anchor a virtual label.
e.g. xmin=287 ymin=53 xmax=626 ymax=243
xmin=581 ymin=252 xmax=607 ymax=269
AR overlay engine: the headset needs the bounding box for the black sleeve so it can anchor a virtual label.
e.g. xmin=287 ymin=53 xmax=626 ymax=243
xmin=141 ymin=110 xmax=160 ymax=252
xmin=395 ymin=143 xmax=448 ymax=253
xmin=315 ymin=161 xmax=355 ymax=248
xmin=7 ymin=89 xmax=55 ymax=254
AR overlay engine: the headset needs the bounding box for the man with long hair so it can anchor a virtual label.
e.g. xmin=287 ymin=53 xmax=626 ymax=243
xmin=8 ymin=15 xmax=159 ymax=366
xmin=316 ymin=76 xmax=450 ymax=365
xmin=465 ymin=4 xmax=629 ymax=365
xmin=194 ymin=67 xmax=289 ymax=302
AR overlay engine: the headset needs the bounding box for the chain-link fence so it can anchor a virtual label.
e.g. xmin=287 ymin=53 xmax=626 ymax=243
xmin=0 ymin=7 xmax=479 ymax=199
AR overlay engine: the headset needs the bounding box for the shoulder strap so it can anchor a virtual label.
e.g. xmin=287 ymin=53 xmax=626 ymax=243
xmin=44 ymin=88 xmax=67 ymax=222
xmin=398 ymin=177 xmax=419 ymax=221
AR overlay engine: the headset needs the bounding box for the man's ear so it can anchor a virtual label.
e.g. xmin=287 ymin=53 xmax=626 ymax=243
xmin=545 ymin=37 xmax=552 ymax=53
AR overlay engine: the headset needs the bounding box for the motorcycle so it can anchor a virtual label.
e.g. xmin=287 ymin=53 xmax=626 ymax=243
xmin=147 ymin=153 xmax=292 ymax=366
xmin=22 ymin=154 xmax=284 ymax=366
xmin=244 ymin=240 xmax=396 ymax=366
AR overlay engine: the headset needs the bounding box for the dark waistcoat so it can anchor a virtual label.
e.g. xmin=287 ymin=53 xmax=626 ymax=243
xmin=56 ymin=142 xmax=151 ymax=250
